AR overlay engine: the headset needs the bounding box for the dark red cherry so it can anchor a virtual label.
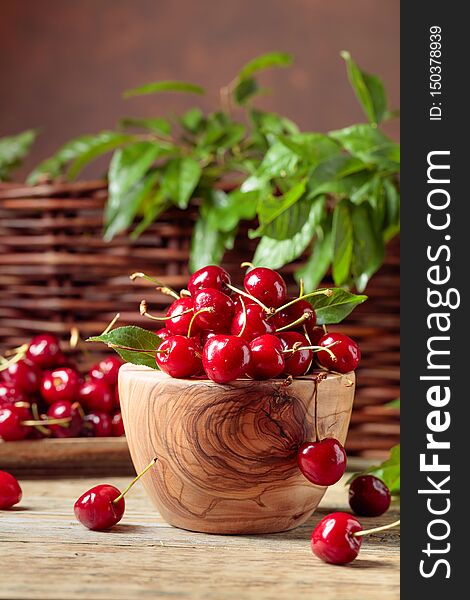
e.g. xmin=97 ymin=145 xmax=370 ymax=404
xmin=40 ymin=368 xmax=80 ymax=405
xmin=155 ymin=328 xmax=172 ymax=341
xmin=47 ymin=400 xmax=83 ymax=438
xmin=193 ymin=289 xmax=234 ymax=331
xmin=297 ymin=438 xmax=347 ymax=486
xmin=311 ymin=512 xmax=362 ymax=565
xmin=165 ymin=297 xmax=198 ymax=336
xmin=305 ymin=326 xmax=325 ymax=346
xmin=188 ymin=265 xmax=231 ymax=296
xmin=0 ymin=470 xmax=22 ymax=510
xmin=74 ymin=484 xmax=125 ymax=530
xmin=111 ymin=412 xmax=125 ymax=437
xmin=83 ymin=412 xmax=112 ymax=437
xmin=272 ymin=299 xmax=316 ymax=331
xmin=246 ymin=334 xmax=285 ymax=379
xmin=113 ymin=384 xmax=120 ymax=407
xmin=0 ymin=382 xmax=27 ymax=407
xmin=89 ymin=356 xmax=123 ymax=388
xmin=202 ymin=335 xmax=251 ymax=384
xmin=349 ymin=475 xmax=391 ymax=517
xmin=26 ymin=334 xmax=63 ymax=368
xmin=2 ymin=358 xmax=42 ymax=395
xmin=0 ymin=405 xmax=29 ymax=441
xmin=78 ymin=380 xmax=114 ymax=414
xmin=277 ymin=331 xmax=313 ymax=376
xmin=199 ymin=330 xmax=219 ymax=347
xmin=231 ymin=304 xmax=275 ymax=342
xmin=317 ymin=333 xmax=361 ymax=373
xmin=156 ymin=335 xmax=202 ymax=378
xmin=244 ymin=267 xmax=287 ymax=309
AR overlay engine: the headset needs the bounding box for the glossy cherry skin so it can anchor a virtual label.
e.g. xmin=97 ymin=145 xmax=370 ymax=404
xmin=349 ymin=475 xmax=391 ymax=517
xmin=0 ymin=405 xmax=29 ymax=441
xmin=155 ymin=328 xmax=171 ymax=341
xmin=193 ymin=289 xmax=235 ymax=331
xmin=78 ymin=380 xmax=114 ymax=414
xmin=277 ymin=331 xmax=313 ymax=376
xmin=0 ymin=382 xmax=27 ymax=407
xmin=111 ymin=412 xmax=125 ymax=437
xmin=188 ymin=265 xmax=231 ymax=296
xmin=202 ymin=335 xmax=251 ymax=384
xmin=231 ymin=304 xmax=275 ymax=342
xmin=40 ymin=368 xmax=80 ymax=405
xmin=26 ymin=334 xmax=63 ymax=368
xmin=273 ymin=299 xmax=316 ymax=332
xmin=47 ymin=400 xmax=83 ymax=438
xmin=311 ymin=512 xmax=363 ymax=565
xmin=244 ymin=267 xmax=287 ymax=309
xmin=317 ymin=333 xmax=361 ymax=373
xmin=0 ymin=470 xmax=22 ymax=510
xmin=82 ymin=412 xmax=112 ymax=437
xmin=164 ymin=297 xmax=198 ymax=336
xmin=246 ymin=334 xmax=285 ymax=380
xmin=156 ymin=336 xmax=202 ymax=378
xmin=89 ymin=356 xmax=123 ymax=388
xmin=2 ymin=358 xmax=42 ymax=395
xmin=297 ymin=438 xmax=347 ymax=486
xmin=74 ymin=484 xmax=125 ymax=530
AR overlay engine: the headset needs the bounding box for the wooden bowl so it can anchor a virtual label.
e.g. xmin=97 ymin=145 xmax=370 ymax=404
xmin=119 ymin=364 xmax=355 ymax=534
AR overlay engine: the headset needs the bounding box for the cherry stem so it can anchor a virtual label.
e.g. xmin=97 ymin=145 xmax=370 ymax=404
xmin=22 ymin=417 xmax=72 ymax=427
xmin=187 ymin=307 xmax=214 ymax=338
xmin=101 ymin=313 xmax=121 ymax=336
xmin=240 ymin=261 xmax=254 ymax=270
xmin=29 ymin=402 xmax=52 ymax=436
xmin=140 ymin=300 xmax=193 ymax=321
xmin=274 ymin=289 xmax=333 ymax=315
xmin=112 ymin=457 xmax=158 ymax=504
xmin=282 ymin=342 xmax=338 ymax=361
xmin=225 ymin=283 xmax=273 ymax=314
xmin=237 ymin=295 xmax=248 ymax=338
xmin=298 ymin=278 xmax=305 ymax=299
xmin=275 ymin=312 xmax=312 ymax=333
xmin=353 ymin=519 xmax=401 ymax=537
xmin=0 ymin=344 xmax=28 ymax=372
xmin=130 ymin=273 xmax=180 ymax=300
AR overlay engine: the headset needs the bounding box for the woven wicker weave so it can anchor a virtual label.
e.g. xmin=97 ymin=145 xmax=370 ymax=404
xmin=0 ymin=181 xmax=399 ymax=457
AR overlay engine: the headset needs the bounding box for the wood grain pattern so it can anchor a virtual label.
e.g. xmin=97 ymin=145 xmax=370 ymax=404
xmin=0 ymin=473 xmax=400 ymax=600
xmin=119 ymin=365 xmax=355 ymax=534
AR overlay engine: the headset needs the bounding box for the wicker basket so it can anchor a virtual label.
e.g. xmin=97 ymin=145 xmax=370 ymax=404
xmin=0 ymin=181 xmax=399 ymax=457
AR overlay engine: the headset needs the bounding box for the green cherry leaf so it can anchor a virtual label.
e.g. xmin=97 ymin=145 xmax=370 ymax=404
xmin=308 ymin=288 xmax=367 ymax=325
xmin=88 ymin=326 xmax=162 ymax=369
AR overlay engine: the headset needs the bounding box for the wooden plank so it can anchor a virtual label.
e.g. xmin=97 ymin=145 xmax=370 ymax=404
xmin=0 ymin=474 xmax=400 ymax=599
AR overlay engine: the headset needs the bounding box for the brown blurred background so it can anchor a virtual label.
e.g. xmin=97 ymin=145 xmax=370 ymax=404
xmin=0 ymin=0 xmax=399 ymax=180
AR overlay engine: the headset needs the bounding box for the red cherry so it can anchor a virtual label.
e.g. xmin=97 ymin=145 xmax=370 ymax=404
xmin=311 ymin=512 xmax=362 ymax=564
xmin=317 ymin=333 xmax=361 ymax=373
xmin=113 ymin=385 xmax=120 ymax=407
xmin=89 ymin=356 xmax=123 ymax=388
xmin=83 ymin=412 xmax=112 ymax=437
xmin=111 ymin=412 xmax=125 ymax=437
xmin=26 ymin=334 xmax=63 ymax=368
xmin=193 ymin=289 xmax=234 ymax=331
xmin=202 ymin=335 xmax=251 ymax=384
xmin=155 ymin=328 xmax=171 ymax=341
xmin=0 ymin=382 xmax=27 ymax=407
xmin=165 ymin=297 xmax=198 ymax=336
xmin=47 ymin=401 xmax=83 ymax=438
xmin=244 ymin=267 xmax=287 ymax=309
xmin=305 ymin=326 xmax=325 ymax=346
xmin=246 ymin=334 xmax=285 ymax=380
xmin=2 ymin=358 xmax=42 ymax=395
xmin=0 ymin=405 xmax=29 ymax=441
xmin=156 ymin=335 xmax=202 ymax=378
xmin=0 ymin=470 xmax=22 ymax=510
xmin=199 ymin=330 xmax=219 ymax=347
xmin=78 ymin=380 xmax=114 ymax=414
xmin=297 ymin=438 xmax=347 ymax=486
xmin=277 ymin=331 xmax=313 ymax=376
xmin=188 ymin=265 xmax=231 ymax=296
xmin=40 ymin=368 xmax=80 ymax=405
xmin=273 ymin=299 xmax=316 ymax=331
xmin=231 ymin=304 xmax=275 ymax=342
xmin=74 ymin=484 xmax=125 ymax=530
xmin=349 ymin=475 xmax=391 ymax=517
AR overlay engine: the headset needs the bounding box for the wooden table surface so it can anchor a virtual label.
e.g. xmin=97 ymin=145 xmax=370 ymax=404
xmin=0 ymin=472 xmax=399 ymax=600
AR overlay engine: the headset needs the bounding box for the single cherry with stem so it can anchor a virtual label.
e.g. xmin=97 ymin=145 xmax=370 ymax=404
xmin=231 ymin=304 xmax=276 ymax=342
xmin=156 ymin=335 xmax=202 ymax=378
xmin=277 ymin=332 xmax=313 ymax=377
xmin=311 ymin=513 xmax=400 ymax=564
xmin=202 ymin=335 xmax=251 ymax=384
xmin=316 ymin=332 xmax=361 ymax=374
xmin=348 ymin=475 xmax=391 ymax=517
xmin=0 ymin=470 xmax=22 ymax=510
xmin=47 ymin=401 xmax=83 ymax=438
xmin=140 ymin=298 xmax=197 ymax=337
xmin=246 ymin=334 xmax=285 ymax=380
xmin=192 ymin=289 xmax=234 ymax=331
xmin=188 ymin=265 xmax=231 ymax=296
xmin=74 ymin=457 xmax=158 ymax=530
xmin=244 ymin=267 xmax=287 ymax=309
xmin=78 ymin=380 xmax=114 ymax=414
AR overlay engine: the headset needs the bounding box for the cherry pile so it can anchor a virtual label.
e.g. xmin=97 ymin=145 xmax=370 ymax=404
xmin=135 ymin=265 xmax=361 ymax=384
xmin=0 ymin=334 xmax=125 ymax=441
